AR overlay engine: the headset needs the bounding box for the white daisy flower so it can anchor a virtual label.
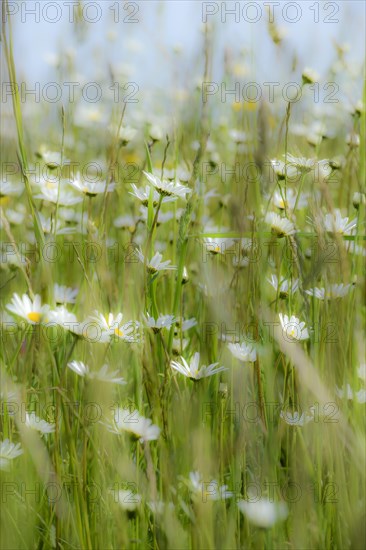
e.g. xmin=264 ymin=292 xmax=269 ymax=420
xmin=285 ymin=153 xmax=317 ymax=174
xmin=71 ymin=320 xmax=111 ymax=343
xmin=149 ymin=124 xmax=163 ymax=142
xmin=323 ymin=209 xmax=357 ymax=235
xmin=171 ymin=352 xmax=227 ymax=380
xmin=188 ymin=471 xmax=233 ymax=501
xmin=25 ymin=412 xmax=55 ymax=434
xmin=67 ymin=361 xmax=126 ymax=385
xmin=0 ymin=439 xmax=23 ymax=470
xmin=270 ymin=159 xmax=299 ymax=181
xmin=302 ymin=67 xmax=319 ymax=85
xmin=203 ymin=237 xmax=235 ymax=255
xmin=117 ymin=125 xmax=137 ymax=144
xmin=6 ymin=293 xmax=49 ymax=325
xmin=114 ymin=214 xmax=139 ymax=231
xmin=143 ymin=171 xmax=191 ymax=199
xmin=89 ymin=311 xmax=139 ymax=342
xmin=34 ymin=184 xmax=83 ymax=205
xmin=280 ymin=409 xmax=314 ymax=426
xmin=353 ymin=192 xmax=366 ymax=209
xmin=143 ymin=313 xmax=176 ymax=332
xmin=54 ymin=284 xmax=78 ymax=304
xmin=267 ymin=275 xmax=299 ymax=298
xmin=111 ymin=489 xmax=142 ymax=511
xmin=137 ymin=249 xmax=176 ymax=273
xmin=129 ymin=184 xmax=174 ymax=207
xmin=346 ymin=133 xmax=360 ymax=148
xmin=228 ymin=342 xmax=257 ymax=363
xmin=265 ymin=212 xmax=296 ymax=237
xmin=37 ymin=147 xmax=69 ymax=168
xmin=238 ymin=499 xmax=288 ymax=528
xmin=336 ymin=384 xmax=366 ymax=403
xmin=0 ymin=181 xmax=23 ymax=198
xmin=279 ymin=313 xmax=309 ymax=341
xmin=46 ymin=306 xmax=78 ymax=333
xmin=107 ymin=408 xmax=160 ymax=441
xmin=69 ymin=172 xmax=115 ymax=197
xmin=305 ymin=283 xmax=352 ymax=300
xmin=272 ymin=189 xmax=307 ymax=211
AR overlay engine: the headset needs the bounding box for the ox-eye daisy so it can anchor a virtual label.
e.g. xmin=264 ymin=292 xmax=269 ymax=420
xmin=323 ymin=209 xmax=357 ymax=235
xmin=171 ymin=352 xmax=227 ymax=380
xmin=228 ymin=342 xmax=257 ymax=363
xmin=68 ymin=361 xmax=126 ymax=385
xmin=25 ymin=412 xmax=55 ymax=434
xmin=137 ymin=249 xmax=176 ymax=273
xmin=279 ymin=314 xmax=309 ymax=341
xmin=69 ymin=172 xmax=115 ymax=197
xmin=238 ymin=498 xmax=288 ymax=528
xmin=143 ymin=171 xmax=191 ymax=199
xmin=0 ymin=439 xmax=23 ymax=470
xmin=54 ymin=284 xmax=78 ymax=304
xmin=305 ymin=283 xmax=352 ymax=300
xmin=143 ymin=313 xmax=176 ymax=333
xmin=89 ymin=311 xmax=138 ymax=342
xmin=6 ymin=293 xmax=49 ymax=324
xmin=107 ymin=408 xmax=160 ymax=442
xmin=265 ymin=212 xmax=296 ymax=237
xmin=267 ymin=275 xmax=299 ymax=298
xmin=129 ymin=184 xmax=175 ymax=206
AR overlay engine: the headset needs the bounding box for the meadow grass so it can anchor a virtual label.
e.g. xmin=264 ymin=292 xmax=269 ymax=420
xmin=1 ymin=2 xmax=365 ymax=549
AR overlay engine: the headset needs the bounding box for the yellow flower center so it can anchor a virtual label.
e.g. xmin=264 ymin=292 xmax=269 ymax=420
xmin=27 ymin=311 xmax=41 ymax=323
xmin=114 ymin=327 xmax=124 ymax=337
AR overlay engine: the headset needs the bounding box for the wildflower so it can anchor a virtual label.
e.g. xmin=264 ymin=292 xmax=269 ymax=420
xmin=25 ymin=412 xmax=55 ymax=434
xmin=36 ymin=146 xmax=69 ymax=168
xmin=267 ymin=275 xmax=299 ymax=298
xmin=305 ymin=284 xmax=352 ymax=300
xmin=336 ymin=385 xmax=366 ymax=403
xmin=272 ymin=188 xmax=308 ymax=211
xmin=203 ymin=237 xmax=234 ymax=255
xmin=34 ymin=184 xmax=83 ymax=205
xmin=302 ymin=67 xmax=319 ymax=85
xmin=228 ymin=342 xmax=257 ymax=362
xmin=238 ymin=499 xmax=288 ymax=528
xmin=129 ymin=184 xmax=174 ymax=207
xmin=279 ymin=313 xmax=309 ymax=341
xmin=89 ymin=311 xmax=138 ymax=342
xmin=149 ymin=124 xmax=163 ymax=142
xmin=0 ymin=181 xmax=23 ymax=198
xmin=285 ymin=153 xmax=317 ymax=174
xmin=323 ymin=209 xmax=357 ymax=235
xmin=0 ymin=439 xmax=23 ymax=470
xmin=143 ymin=171 xmax=191 ymax=199
xmin=352 ymin=192 xmax=366 ymax=209
xmin=137 ymin=249 xmax=176 ymax=273
xmin=69 ymin=172 xmax=115 ymax=197
xmin=143 ymin=313 xmax=176 ymax=332
xmin=6 ymin=293 xmax=49 ymax=325
xmin=114 ymin=214 xmax=139 ymax=231
xmin=280 ymin=409 xmax=314 ymax=426
xmin=111 ymin=489 xmax=142 ymax=511
xmin=67 ymin=361 xmax=126 ymax=385
xmin=171 ymin=352 xmax=227 ymax=380
xmin=270 ymin=159 xmax=299 ymax=181
xmin=54 ymin=284 xmax=78 ymax=304
xmin=107 ymin=408 xmax=160 ymax=441
xmin=117 ymin=125 xmax=137 ymax=145
xmin=46 ymin=306 xmax=78 ymax=333
xmin=346 ymin=133 xmax=360 ymax=148
xmin=189 ymin=471 xmax=233 ymax=500
xmin=265 ymin=212 xmax=296 ymax=237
